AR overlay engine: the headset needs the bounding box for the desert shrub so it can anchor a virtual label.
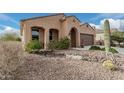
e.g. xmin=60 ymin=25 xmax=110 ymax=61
xmin=89 ymin=46 xmax=118 ymax=53
xmin=80 ymin=45 xmax=84 ymax=48
xmin=111 ymin=31 xmax=124 ymax=47
xmin=101 ymin=47 xmax=118 ymax=53
xmin=48 ymin=37 xmax=70 ymax=50
xmin=0 ymin=41 xmax=24 ymax=79
xmin=120 ymin=45 xmax=124 ymax=48
xmin=47 ymin=40 xmax=58 ymax=50
xmin=89 ymin=46 xmax=101 ymax=50
xmin=57 ymin=37 xmax=70 ymax=49
xmin=25 ymin=40 xmax=43 ymax=53
xmin=102 ymin=60 xmax=116 ymax=70
xmin=0 ymin=33 xmax=20 ymax=41
xmin=108 ymin=48 xmax=118 ymax=53
xmin=16 ymin=37 xmax=21 ymax=41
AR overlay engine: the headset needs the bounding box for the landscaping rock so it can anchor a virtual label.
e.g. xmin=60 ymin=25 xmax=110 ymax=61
xmin=66 ymin=54 xmax=82 ymax=60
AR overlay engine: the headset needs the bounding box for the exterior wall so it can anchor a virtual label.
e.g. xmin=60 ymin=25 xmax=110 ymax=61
xmin=80 ymin=24 xmax=95 ymax=35
xmin=21 ymin=14 xmax=96 ymax=49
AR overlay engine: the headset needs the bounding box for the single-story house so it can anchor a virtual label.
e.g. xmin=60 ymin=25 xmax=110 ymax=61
xmin=20 ymin=14 xmax=96 ymax=49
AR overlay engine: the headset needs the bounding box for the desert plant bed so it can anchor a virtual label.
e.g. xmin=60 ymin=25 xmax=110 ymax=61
xmin=1 ymin=41 xmax=124 ymax=80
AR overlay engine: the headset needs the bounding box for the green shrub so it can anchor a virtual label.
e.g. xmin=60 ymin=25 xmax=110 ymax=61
xmin=0 ymin=33 xmax=20 ymax=41
xmin=57 ymin=37 xmax=70 ymax=49
xmin=25 ymin=40 xmax=43 ymax=53
xmin=16 ymin=37 xmax=21 ymax=41
xmin=101 ymin=47 xmax=118 ymax=53
xmin=120 ymin=45 xmax=124 ymax=48
xmin=48 ymin=37 xmax=70 ymax=50
xmin=89 ymin=46 xmax=101 ymax=50
xmin=48 ymin=40 xmax=58 ymax=50
xmin=89 ymin=46 xmax=118 ymax=53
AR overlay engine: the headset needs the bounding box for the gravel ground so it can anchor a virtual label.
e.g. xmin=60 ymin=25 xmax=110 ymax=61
xmin=1 ymin=41 xmax=124 ymax=80
xmin=14 ymin=50 xmax=124 ymax=80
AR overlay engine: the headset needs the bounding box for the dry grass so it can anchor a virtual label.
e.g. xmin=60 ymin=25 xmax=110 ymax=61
xmin=0 ymin=41 xmax=24 ymax=79
xmin=14 ymin=54 xmax=124 ymax=80
xmin=0 ymin=41 xmax=124 ymax=80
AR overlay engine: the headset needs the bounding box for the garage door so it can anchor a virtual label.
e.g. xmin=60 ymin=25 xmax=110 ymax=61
xmin=80 ymin=34 xmax=94 ymax=46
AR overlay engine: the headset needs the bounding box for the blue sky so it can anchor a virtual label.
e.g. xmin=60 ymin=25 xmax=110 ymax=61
xmin=0 ymin=13 xmax=101 ymax=29
xmin=0 ymin=13 xmax=124 ymax=35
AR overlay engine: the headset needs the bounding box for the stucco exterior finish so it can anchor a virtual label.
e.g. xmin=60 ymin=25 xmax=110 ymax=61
xmin=20 ymin=14 xmax=95 ymax=49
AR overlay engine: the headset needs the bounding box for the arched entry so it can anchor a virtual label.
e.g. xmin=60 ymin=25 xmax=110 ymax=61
xmin=69 ymin=28 xmax=77 ymax=47
xmin=31 ymin=26 xmax=45 ymax=48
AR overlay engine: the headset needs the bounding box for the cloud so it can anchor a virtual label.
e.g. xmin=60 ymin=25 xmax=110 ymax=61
xmin=0 ymin=25 xmax=20 ymax=36
xmin=89 ymin=14 xmax=124 ymax=31
xmin=90 ymin=19 xmax=124 ymax=31
xmin=89 ymin=23 xmax=101 ymax=29
xmin=0 ymin=14 xmax=19 ymax=25
xmin=89 ymin=13 xmax=124 ymax=22
xmin=101 ymin=19 xmax=124 ymax=31
xmin=120 ymin=20 xmax=124 ymax=31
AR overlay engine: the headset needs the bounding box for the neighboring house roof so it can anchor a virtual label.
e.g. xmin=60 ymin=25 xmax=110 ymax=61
xmin=110 ymin=28 xmax=118 ymax=32
xmin=96 ymin=28 xmax=119 ymax=34
xmin=95 ymin=29 xmax=104 ymax=34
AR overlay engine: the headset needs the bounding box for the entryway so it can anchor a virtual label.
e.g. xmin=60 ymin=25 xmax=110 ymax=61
xmin=70 ymin=28 xmax=77 ymax=47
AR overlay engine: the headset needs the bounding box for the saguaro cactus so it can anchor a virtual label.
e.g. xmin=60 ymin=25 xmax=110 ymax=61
xmin=104 ymin=20 xmax=111 ymax=53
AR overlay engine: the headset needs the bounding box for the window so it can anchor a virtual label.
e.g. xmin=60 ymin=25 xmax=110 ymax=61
xmin=49 ymin=30 xmax=53 ymax=40
xmin=32 ymin=27 xmax=39 ymax=40
xmin=49 ymin=29 xmax=58 ymax=41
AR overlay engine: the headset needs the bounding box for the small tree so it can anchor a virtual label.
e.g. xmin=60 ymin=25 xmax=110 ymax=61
xmin=111 ymin=31 xmax=124 ymax=46
xmin=0 ymin=33 xmax=21 ymax=41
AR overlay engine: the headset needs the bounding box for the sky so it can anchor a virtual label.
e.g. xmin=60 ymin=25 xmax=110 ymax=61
xmin=0 ymin=13 xmax=124 ymax=35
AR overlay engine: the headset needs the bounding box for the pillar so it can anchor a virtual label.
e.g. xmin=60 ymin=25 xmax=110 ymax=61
xmin=76 ymin=30 xmax=80 ymax=47
xmin=44 ymin=29 xmax=49 ymax=50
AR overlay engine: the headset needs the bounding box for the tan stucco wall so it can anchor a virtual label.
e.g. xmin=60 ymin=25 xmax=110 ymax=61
xmin=80 ymin=24 xmax=95 ymax=35
xmin=21 ymin=14 xmax=96 ymax=49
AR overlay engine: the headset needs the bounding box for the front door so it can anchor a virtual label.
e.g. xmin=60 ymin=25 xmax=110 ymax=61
xmin=70 ymin=30 xmax=76 ymax=47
